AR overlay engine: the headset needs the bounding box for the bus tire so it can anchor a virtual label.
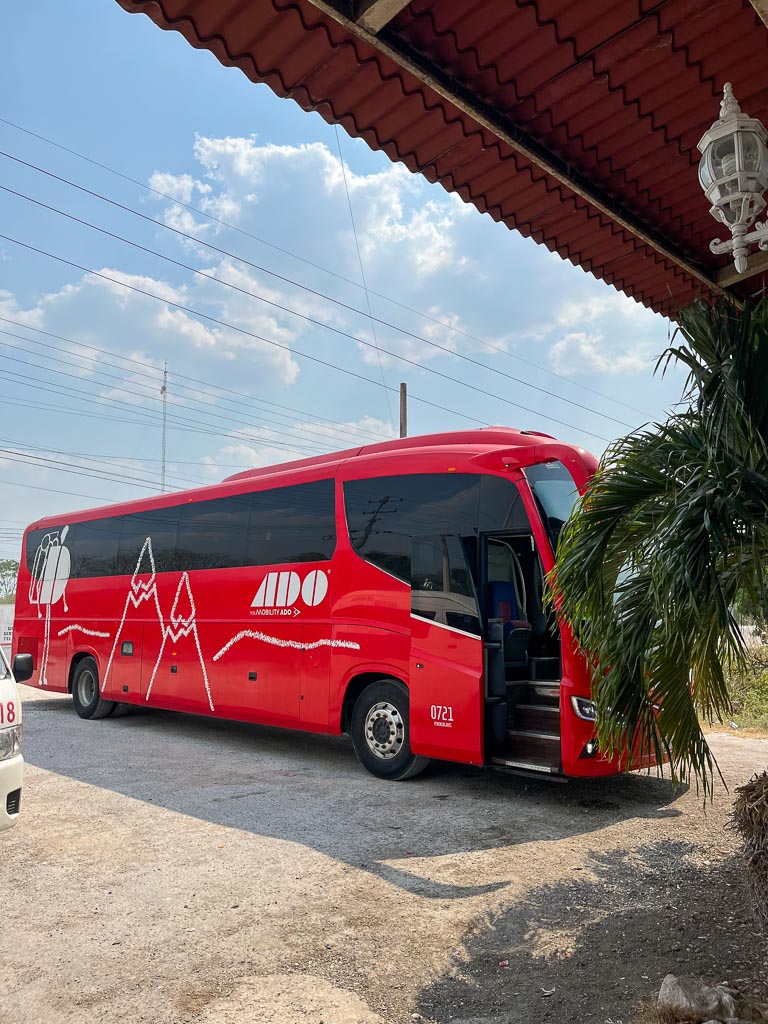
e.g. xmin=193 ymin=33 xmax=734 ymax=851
xmin=109 ymin=703 xmax=133 ymax=718
xmin=71 ymin=657 xmax=115 ymax=720
xmin=350 ymin=680 xmax=429 ymax=781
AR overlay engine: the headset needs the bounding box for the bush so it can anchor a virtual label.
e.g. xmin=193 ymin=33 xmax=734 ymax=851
xmin=730 ymin=771 xmax=768 ymax=925
xmin=724 ymin=646 xmax=768 ymax=731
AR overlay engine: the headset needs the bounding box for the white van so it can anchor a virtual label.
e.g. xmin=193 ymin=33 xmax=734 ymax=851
xmin=0 ymin=649 xmax=30 ymax=831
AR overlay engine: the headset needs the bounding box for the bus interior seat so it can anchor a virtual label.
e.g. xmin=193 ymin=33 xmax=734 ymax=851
xmin=486 ymin=581 xmax=531 ymax=665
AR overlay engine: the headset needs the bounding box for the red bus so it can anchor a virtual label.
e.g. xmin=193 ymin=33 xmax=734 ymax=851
xmin=13 ymin=428 xmax=646 ymax=781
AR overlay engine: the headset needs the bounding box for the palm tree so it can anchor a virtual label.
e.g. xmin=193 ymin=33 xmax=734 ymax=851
xmin=553 ymin=297 xmax=768 ymax=794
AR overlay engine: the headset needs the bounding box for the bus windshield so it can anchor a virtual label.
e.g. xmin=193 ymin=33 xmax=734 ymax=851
xmin=524 ymin=461 xmax=580 ymax=550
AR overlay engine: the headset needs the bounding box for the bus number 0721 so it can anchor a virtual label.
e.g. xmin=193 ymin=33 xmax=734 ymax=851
xmin=430 ymin=704 xmax=453 ymax=723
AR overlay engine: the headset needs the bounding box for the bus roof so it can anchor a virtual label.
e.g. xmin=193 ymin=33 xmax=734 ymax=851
xmin=25 ymin=427 xmax=595 ymax=532
xmin=222 ymin=427 xmax=557 ymax=484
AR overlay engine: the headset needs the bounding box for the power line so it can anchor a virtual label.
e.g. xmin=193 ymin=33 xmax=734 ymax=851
xmin=0 ymin=436 xmax=257 ymax=471
xmin=0 ymin=320 xmax=391 ymax=446
xmin=0 ymin=359 xmax=331 ymax=460
xmin=0 ymin=389 xmax=209 ymax=434
xmin=0 ymin=233 xmax=492 ymax=430
xmin=0 ymin=388 xmax=379 ymax=465
xmin=0 ymin=334 xmax=338 ymax=456
xmin=0 ymin=232 xmax=610 ymax=441
xmin=334 ymin=124 xmax=394 ymax=432
xmin=0 ymin=436 xmax=208 ymax=489
xmin=0 ymin=449 xmax=188 ymax=494
xmin=0 ymin=327 xmax=364 ymax=457
xmin=0 ymin=117 xmax=650 ymax=417
xmin=0 ymin=158 xmax=638 ymax=431
xmin=2 ymin=478 xmax=114 ymax=503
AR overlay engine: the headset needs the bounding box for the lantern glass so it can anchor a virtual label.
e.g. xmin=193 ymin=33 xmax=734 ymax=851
xmin=740 ymin=131 xmax=762 ymax=172
xmin=698 ymin=153 xmax=713 ymax=189
xmin=711 ymin=136 xmax=737 ymax=179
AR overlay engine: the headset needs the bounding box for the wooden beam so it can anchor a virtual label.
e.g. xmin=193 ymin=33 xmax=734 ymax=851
xmin=715 ymin=248 xmax=768 ymax=288
xmin=748 ymin=0 xmax=768 ymax=28
xmin=304 ymin=0 xmax=731 ymax=303
xmin=356 ymin=0 xmax=411 ymax=34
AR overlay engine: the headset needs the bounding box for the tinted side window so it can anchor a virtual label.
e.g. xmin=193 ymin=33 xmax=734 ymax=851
xmin=478 ymin=475 xmax=530 ymax=531
xmin=411 ymin=533 xmax=482 ymax=635
xmin=177 ymin=496 xmax=250 ymax=571
xmin=248 ymin=479 xmax=336 ymax=565
xmin=25 ymin=526 xmax=65 ymax=577
xmin=69 ymin=518 xmax=121 ymax=578
xmin=25 ymin=479 xmax=336 ymax=580
xmin=524 ymin=461 xmax=580 ymax=550
xmin=343 ymin=474 xmax=481 ymax=582
xmin=116 ymin=508 xmax=180 ymax=576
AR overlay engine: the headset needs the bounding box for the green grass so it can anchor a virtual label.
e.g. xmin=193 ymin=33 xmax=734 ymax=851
xmin=723 ymin=645 xmax=768 ymax=732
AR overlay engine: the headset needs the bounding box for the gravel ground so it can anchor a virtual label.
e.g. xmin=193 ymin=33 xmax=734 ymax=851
xmin=2 ymin=688 xmax=767 ymax=1024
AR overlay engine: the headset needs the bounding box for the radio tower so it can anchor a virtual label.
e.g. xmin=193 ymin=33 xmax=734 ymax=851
xmin=160 ymin=362 xmax=168 ymax=494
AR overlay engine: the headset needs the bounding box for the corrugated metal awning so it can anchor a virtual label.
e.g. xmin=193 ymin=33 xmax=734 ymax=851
xmin=116 ymin=0 xmax=768 ymax=317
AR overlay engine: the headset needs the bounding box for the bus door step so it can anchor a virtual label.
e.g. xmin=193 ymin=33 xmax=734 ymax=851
xmin=490 ymin=756 xmax=563 ymax=777
xmin=529 ymin=684 xmax=560 ymax=705
xmin=513 ymin=703 xmax=560 ymax=733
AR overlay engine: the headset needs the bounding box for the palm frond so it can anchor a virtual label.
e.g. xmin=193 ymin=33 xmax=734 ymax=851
xmin=553 ymin=297 xmax=768 ymax=795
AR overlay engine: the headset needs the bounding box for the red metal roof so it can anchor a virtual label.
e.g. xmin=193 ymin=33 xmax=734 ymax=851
xmin=116 ymin=0 xmax=768 ymax=317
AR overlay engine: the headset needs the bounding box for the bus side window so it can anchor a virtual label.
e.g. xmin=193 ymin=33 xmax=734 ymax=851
xmin=116 ymin=508 xmax=180 ymax=576
xmin=411 ymin=533 xmax=482 ymax=636
xmin=177 ymin=496 xmax=250 ymax=571
xmin=69 ymin=519 xmax=121 ymax=578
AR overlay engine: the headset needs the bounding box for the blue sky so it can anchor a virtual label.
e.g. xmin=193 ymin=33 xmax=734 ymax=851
xmin=0 ymin=0 xmax=686 ymax=561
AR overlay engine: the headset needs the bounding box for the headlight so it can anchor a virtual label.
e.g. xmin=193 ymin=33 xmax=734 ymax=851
xmin=0 ymin=725 xmax=22 ymax=760
xmin=571 ymin=696 xmax=597 ymax=721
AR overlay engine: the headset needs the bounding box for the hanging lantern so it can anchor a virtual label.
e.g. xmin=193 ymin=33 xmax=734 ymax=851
xmin=697 ymin=83 xmax=768 ymax=274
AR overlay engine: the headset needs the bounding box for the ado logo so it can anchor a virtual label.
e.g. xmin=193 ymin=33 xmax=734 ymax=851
xmin=251 ymin=569 xmax=328 ymax=610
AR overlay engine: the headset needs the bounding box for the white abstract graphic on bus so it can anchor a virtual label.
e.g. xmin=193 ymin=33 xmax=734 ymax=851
xmin=28 ymin=533 xmax=352 ymax=710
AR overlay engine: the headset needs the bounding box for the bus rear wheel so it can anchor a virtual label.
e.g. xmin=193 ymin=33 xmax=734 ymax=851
xmin=350 ymin=680 xmax=429 ymax=781
xmin=71 ymin=657 xmax=115 ymax=720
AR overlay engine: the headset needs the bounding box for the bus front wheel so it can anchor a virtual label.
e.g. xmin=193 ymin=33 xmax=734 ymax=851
xmin=71 ymin=657 xmax=115 ymax=720
xmin=351 ymin=680 xmax=429 ymax=781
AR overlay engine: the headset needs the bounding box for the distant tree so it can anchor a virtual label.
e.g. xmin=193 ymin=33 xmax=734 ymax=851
xmin=0 ymin=559 xmax=19 ymax=601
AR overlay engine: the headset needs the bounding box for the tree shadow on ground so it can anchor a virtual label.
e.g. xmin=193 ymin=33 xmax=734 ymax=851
xmin=25 ymin=694 xmax=687 ymax=902
xmin=417 ymin=841 xmax=768 ymax=1024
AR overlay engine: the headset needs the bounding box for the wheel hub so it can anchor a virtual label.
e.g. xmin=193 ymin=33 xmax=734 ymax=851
xmin=77 ymin=670 xmax=96 ymax=707
xmin=364 ymin=701 xmax=405 ymax=760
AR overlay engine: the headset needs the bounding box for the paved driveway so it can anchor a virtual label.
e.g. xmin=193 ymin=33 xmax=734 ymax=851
xmin=3 ymin=688 xmax=766 ymax=1024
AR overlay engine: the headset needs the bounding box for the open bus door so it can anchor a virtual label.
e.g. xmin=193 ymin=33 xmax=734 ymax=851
xmin=407 ymin=532 xmax=485 ymax=765
xmin=480 ymin=528 xmax=563 ymax=774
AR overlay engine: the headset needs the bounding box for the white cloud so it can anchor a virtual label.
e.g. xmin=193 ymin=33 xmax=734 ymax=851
xmin=154 ymin=307 xmax=221 ymax=350
xmin=148 ymin=171 xmax=209 ymax=204
xmin=193 ymin=136 xmax=337 ymax=187
xmin=0 ymin=289 xmax=45 ymax=329
xmin=555 ymin=293 xmax=655 ymax=330
xmin=161 ymin=203 xmax=211 ymax=239
xmin=356 ymin=307 xmax=508 ymax=370
xmin=535 ymin=289 xmax=666 ymax=377
xmin=11 ymin=263 xmax=303 ymax=388
xmin=178 ymin=135 xmax=471 ymax=280
xmin=548 ymin=330 xmax=654 ymax=375
xmin=203 ymin=415 xmax=395 ymax=474
xmin=75 ymin=268 xmax=188 ymax=307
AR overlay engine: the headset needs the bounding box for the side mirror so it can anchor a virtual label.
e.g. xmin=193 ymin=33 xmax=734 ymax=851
xmin=12 ymin=653 xmax=34 ymax=683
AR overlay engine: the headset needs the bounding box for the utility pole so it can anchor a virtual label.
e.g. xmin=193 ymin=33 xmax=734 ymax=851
xmin=160 ymin=362 xmax=168 ymax=494
xmin=399 ymin=382 xmax=407 ymax=438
